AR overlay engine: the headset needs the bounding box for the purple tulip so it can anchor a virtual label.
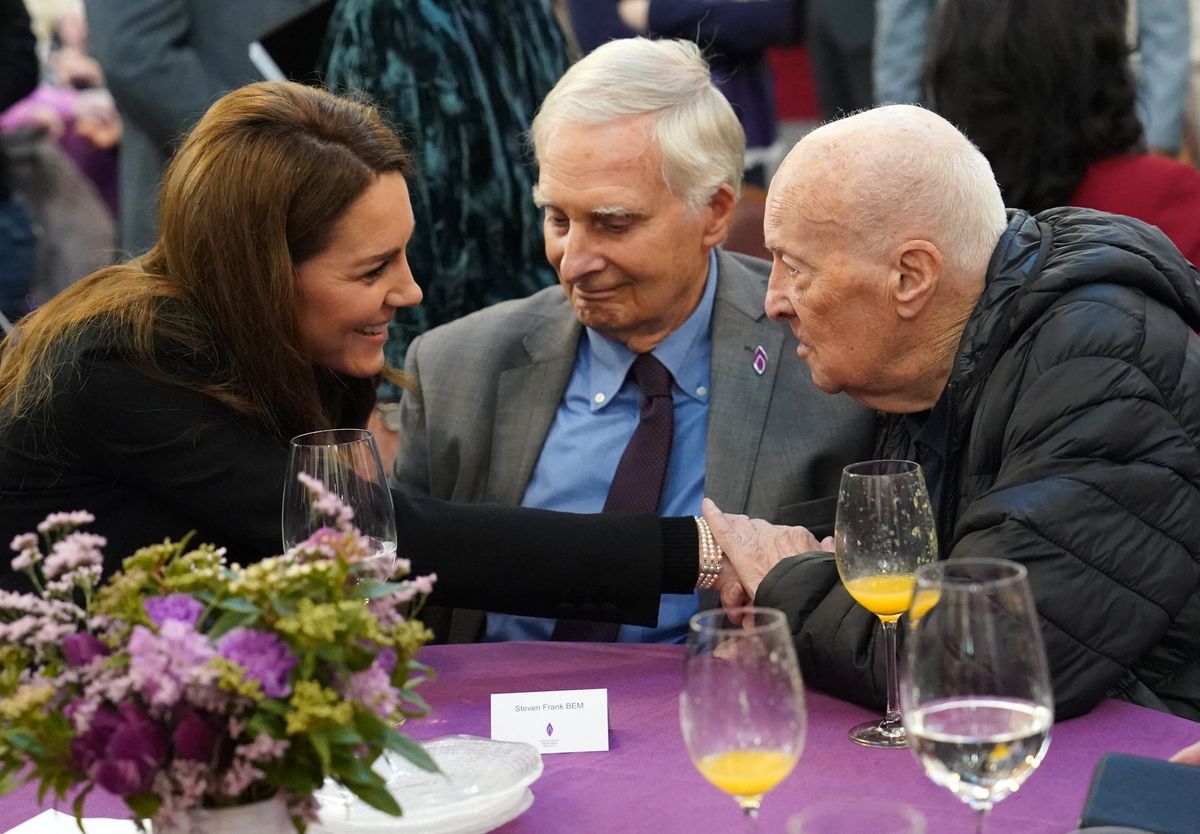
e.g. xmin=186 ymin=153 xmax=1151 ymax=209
xmin=72 ymin=702 xmax=168 ymax=797
xmin=62 ymin=632 xmax=109 ymax=667
xmin=172 ymin=708 xmax=221 ymax=762
xmin=70 ymin=705 xmax=121 ymax=772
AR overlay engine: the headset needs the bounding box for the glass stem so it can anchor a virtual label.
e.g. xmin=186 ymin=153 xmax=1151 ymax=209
xmin=974 ymin=807 xmax=988 ymax=834
xmin=880 ymin=618 xmax=902 ymax=735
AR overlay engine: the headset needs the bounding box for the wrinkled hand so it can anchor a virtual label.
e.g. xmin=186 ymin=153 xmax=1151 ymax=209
xmin=1170 ymin=739 xmax=1200 ymax=766
xmin=703 ymin=498 xmax=830 ymax=622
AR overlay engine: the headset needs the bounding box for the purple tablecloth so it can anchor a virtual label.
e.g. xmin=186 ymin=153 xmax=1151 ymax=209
xmin=3 ymin=642 xmax=1198 ymax=833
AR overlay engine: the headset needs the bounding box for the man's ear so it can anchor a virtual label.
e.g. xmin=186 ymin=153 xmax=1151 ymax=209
xmin=889 ymin=240 xmax=942 ymax=320
xmin=701 ymin=183 xmax=738 ymax=248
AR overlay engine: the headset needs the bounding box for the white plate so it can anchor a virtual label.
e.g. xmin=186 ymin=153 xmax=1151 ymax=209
xmin=312 ymin=735 xmax=542 ymax=834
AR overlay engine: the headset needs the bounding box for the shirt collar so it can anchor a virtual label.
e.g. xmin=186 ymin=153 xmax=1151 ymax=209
xmin=585 ymin=250 xmax=718 ymax=411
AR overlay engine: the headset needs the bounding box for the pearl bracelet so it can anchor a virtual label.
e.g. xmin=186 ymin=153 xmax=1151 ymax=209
xmin=694 ymin=516 xmax=724 ymax=590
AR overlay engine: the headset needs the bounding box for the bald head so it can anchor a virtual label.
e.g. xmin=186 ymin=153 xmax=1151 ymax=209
xmin=762 ymin=107 xmax=1009 ymax=412
xmin=769 ymin=105 xmax=1006 ymax=279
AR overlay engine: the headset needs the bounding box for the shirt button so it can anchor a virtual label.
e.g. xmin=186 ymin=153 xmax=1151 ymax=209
xmin=696 ymin=386 xmax=707 ymax=397
xmin=594 ymin=392 xmax=606 ymax=404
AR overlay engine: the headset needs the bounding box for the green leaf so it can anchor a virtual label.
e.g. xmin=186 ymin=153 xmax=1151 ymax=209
xmin=124 ymin=792 xmax=161 ymax=818
xmin=208 ymin=609 xmax=259 ymax=640
xmin=313 ymin=725 xmax=364 ymax=748
xmin=341 ymin=771 xmax=401 ymax=817
xmin=386 ymin=734 xmax=439 ymax=774
xmin=217 ymin=597 xmax=261 ymax=614
xmin=348 ymin=582 xmax=407 ymax=600
xmin=309 ymin=731 xmax=331 ymax=773
xmin=72 ymin=784 xmax=93 ymax=830
xmin=314 ymin=644 xmax=344 ymax=666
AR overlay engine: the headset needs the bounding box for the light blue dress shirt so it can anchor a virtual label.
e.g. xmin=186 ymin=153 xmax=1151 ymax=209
xmin=485 ymin=252 xmax=718 ymax=643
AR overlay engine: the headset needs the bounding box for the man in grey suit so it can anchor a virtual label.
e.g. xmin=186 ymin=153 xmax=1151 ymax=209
xmin=392 ymin=38 xmax=875 ymax=643
xmin=85 ymin=0 xmax=326 ymax=254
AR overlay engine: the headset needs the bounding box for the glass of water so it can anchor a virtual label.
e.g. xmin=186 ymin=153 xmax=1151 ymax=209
xmin=901 ymin=558 xmax=1054 ymax=834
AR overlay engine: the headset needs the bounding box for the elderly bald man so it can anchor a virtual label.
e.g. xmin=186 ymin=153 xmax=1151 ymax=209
xmin=706 ymin=105 xmax=1200 ymax=721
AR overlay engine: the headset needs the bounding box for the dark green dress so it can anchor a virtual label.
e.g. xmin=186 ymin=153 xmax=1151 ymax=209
xmin=321 ymin=0 xmax=569 ymax=395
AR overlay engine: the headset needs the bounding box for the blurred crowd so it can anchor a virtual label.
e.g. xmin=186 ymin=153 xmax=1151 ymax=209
xmin=2 ymin=0 xmax=1198 ymax=337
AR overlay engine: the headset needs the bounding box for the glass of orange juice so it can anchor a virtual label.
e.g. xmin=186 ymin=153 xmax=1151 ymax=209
xmin=680 ymin=607 xmax=806 ymax=819
xmin=836 ymin=460 xmax=938 ymax=748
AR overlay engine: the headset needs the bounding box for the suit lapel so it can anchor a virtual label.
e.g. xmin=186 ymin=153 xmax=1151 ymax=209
xmin=705 ymin=251 xmax=784 ymax=512
xmin=487 ymin=307 xmax=581 ymax=505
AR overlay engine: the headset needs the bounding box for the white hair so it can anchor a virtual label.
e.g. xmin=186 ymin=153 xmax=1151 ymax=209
xmin=796 ymin=106 xmax=1008 ymax=277
xmin=531 ymin=38 xmax=745 ymax=210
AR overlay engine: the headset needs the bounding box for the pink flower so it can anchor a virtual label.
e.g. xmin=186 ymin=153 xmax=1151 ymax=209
xmin=128 ymin=621 xmax=216 ymax=707
xmin=343 ymin=649 xmax=398 ymax=719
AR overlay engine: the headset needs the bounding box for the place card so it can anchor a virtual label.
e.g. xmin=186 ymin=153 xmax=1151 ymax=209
xmin=490 ymin=688 xmax=609 ymax=754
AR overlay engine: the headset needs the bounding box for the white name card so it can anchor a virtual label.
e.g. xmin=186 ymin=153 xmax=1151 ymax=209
xmin=490 ymin=688 xmax=609 ymax=754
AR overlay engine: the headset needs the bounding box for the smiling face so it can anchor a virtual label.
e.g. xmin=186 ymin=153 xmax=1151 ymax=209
xmin=294 ymin=173 xmax=422 ymax=378
xmin=534 ymin=115 xmax=733 ymax=353
xmin=763 ymin=165 xmax=898 ymax=405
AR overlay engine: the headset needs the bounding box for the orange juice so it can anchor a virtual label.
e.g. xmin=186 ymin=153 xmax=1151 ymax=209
xmin=696 ymin=749 xmax=797 ymax=797
xmin=844 ymin=574 xmax=916 ymax=619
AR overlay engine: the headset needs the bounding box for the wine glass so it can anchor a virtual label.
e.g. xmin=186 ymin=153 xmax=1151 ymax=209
xmin=835 ymin=460 xmax=937 ymax=748
xmin=787 ymin=798 xmax=927 ymax=834
xmin=679 ymin=606 xmax=807 ymax=820
xmin=283 ymin=428 xmax=397 ymax=576
xmin=285 ymin=429 xmax=399 ymax=818
xmin=901 ymin=557 xmax=1054 ymax=834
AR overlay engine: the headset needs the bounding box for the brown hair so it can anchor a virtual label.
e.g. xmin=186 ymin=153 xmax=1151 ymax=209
xmin=0 ymin=81 xmax=412 ymax=437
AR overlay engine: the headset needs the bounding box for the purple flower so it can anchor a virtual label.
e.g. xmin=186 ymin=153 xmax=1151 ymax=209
xmin=172 ymin=708 xmax=221 ymax=763
xmin=63 ymin=632 xmax=109 ymax=667
xmin=71 ymin=703 xmax=168 ymax=797
xmin=217 ymin=628 xmax=297 ymax=699
xmin=144 ymin=594 xmax=204 ymax=628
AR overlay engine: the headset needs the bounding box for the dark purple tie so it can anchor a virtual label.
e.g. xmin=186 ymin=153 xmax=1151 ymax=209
xmin=552 ymin=354 xmax=675 ymax=641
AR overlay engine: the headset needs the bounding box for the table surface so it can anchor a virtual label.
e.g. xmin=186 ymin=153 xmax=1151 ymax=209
xmin=3 ymin=641 xmax=1198 ymax=833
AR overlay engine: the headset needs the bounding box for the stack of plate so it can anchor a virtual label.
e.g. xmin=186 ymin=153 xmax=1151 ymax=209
xmin=311 ymin=735 xmax=543 ymax=834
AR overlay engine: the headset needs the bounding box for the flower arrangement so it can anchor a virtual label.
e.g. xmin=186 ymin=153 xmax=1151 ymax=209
xmin=0 ymin=474 xmax=437 ymax=831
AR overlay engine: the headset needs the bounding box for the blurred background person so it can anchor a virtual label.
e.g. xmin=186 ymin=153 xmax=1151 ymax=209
xmin=876 ymin=0 xmax=1191 ymax=158
xmin=0 ymin=0 xmax=39 ymax=329
xmin=565 ymin=0 xmax=799 ymax=187
xmin=805 ymin=0 xmax=875 ymax=120
xmin=84 ymin=0 xmax=327 ymax=255
xmin=2 ymin=0 xmax=117 ymax=321
xmin=320 ymin=0 xmax=569 ymax=429
xmin=925 ymin=0 xmax=1200 ymax=263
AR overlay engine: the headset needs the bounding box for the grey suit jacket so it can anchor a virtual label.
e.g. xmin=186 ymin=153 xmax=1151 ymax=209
xmin=85 ymin=0 xmax=324 ymax=253
xmin=393 ymin=249 xmax=876 ymax=640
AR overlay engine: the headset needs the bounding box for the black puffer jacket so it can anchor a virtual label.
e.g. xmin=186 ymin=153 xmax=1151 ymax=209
xmin=758 ymin=208 xmax=1200 ymax=720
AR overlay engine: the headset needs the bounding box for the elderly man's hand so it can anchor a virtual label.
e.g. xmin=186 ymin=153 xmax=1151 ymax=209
xmin=702 ymin=498 xmax=831 ymax=614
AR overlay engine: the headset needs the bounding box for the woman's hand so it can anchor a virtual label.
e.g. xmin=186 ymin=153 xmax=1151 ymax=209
xmin=702 ymin=497 xmax=832 ymax=620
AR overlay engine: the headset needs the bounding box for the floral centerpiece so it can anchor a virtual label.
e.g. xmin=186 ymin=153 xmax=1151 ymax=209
xmin=0 ymin=474 xmax=437 ymax=831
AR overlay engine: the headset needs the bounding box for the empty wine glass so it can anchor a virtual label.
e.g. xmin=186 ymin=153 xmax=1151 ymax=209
xmin=680 ymin=606 xmax=807 ymax=820
xmin=835 ymin=460 xmax=938 ymax=748
xmin=902 ymin=558 xmax=1054 ymax=834
xmin=283 ymin=428 xmax=397 ymax=577
xmin=284 ymin=428 xmax=398 ymax=820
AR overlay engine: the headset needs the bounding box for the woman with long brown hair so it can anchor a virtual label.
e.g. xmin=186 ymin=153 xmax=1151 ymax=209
xmin=0 ymin=81 xmax=736 ymax=624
